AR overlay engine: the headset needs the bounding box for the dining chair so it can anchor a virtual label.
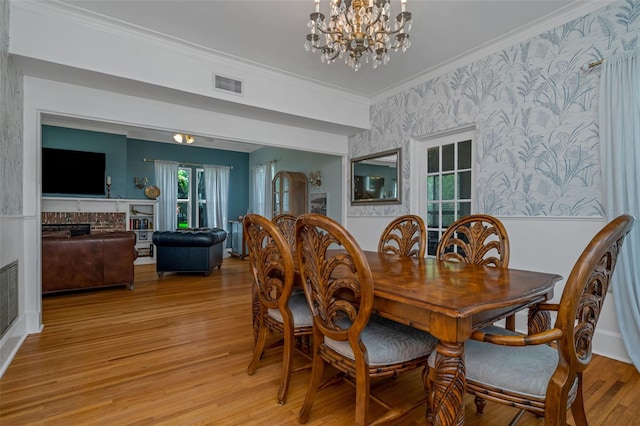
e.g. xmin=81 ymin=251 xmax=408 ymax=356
xmin=243 ymin=214 xmax=313 ymax=406
xmin=296 ymin=213 xmax=437 ymax=426
xmin=250 ymin=214 xmax=298 ymax=342
xmin=378 ymin=214 xmax=427 ymax=257
xmin=462 ymin=214 xmax=634 ymax=425
xmin=435 ymin=214 xmax=515 ymax=329
xmin=271 ymin=213 xmax=313 ymax=353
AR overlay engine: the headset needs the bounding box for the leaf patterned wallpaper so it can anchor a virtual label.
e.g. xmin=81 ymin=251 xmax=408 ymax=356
xmin=0 ymin=0 xmax=24 ymax=216
xmin=349 ymin=0 xmax=640 ymax=217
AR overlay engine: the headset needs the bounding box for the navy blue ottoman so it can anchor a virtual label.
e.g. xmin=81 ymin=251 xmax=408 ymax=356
xmin=152 ymin=228 xmax=227 ymax=277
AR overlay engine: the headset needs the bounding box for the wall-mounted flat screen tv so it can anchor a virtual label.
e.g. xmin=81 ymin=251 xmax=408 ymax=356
xmin=42 ymin=148 xmax=106 ymax=196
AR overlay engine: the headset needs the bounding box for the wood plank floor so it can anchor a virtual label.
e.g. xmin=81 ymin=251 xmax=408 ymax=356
xmin=1 ymin=258 xmax=638 ymax=425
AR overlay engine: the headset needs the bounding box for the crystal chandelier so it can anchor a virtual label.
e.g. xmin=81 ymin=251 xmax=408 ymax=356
xmin=305 ymin=0 xmax=412 ymax=71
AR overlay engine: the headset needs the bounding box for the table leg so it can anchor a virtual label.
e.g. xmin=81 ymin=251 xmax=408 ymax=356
xmin=430 ymin=341 xmax=465 ymax=426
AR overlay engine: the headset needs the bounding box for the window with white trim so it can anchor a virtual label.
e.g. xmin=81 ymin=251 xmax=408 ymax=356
xmin=420 ymin=131 xmax=474 ymax=256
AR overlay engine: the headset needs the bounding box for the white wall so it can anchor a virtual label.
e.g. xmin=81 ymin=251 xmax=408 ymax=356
xmin=9 ymin=1 xmax=370 ymax=131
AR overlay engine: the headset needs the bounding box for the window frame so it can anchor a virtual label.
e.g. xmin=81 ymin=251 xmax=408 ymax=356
xmin=415 ymin=128 xmax=476 ymax=257
xmin=196 ymin=168 xmax=206 ymax=228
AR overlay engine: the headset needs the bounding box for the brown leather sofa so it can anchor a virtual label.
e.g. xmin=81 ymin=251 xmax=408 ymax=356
xmin=42 ymin=230 xmax=138 ymax=294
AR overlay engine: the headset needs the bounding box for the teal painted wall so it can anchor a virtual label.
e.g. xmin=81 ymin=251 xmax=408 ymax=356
xmin=126 ymin=138 xmax=250 ymax=225
xmin=42 ymin=125 xmax=250 ymax=227
xmin=249 ymin=146 xmax=343 ymax=221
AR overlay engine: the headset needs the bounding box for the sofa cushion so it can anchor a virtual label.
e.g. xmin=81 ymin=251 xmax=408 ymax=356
xmin=153 ymin=229 xmax=227 ymax=247
xmin=42 ymin=229 xmax=71 ymax=239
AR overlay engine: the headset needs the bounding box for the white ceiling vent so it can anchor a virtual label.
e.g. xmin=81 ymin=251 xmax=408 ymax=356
xmin=213 ymin=73 xmax=244 ymax=96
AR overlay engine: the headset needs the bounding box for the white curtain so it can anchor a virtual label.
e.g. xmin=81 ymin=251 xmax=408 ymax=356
xmin=154 ymin=160 xmax=179 ymax=231
xmin=599 ymin=49 xmax=640 ymax=370
xmin=204 ymin=165 xmax=230 ymax=230
xmin=251 ymin=161 xmax=274 ymax=218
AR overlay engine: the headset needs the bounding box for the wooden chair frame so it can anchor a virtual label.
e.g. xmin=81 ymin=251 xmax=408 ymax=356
xmin=378 ymin=214 xmax=426 ymax=258
xmin=465 ymin=215 xmax=634 ymax=424
xmin=244 ymin=214 xmax=312 ymax=405
xmin=296 ymin=213 xmax=431 ymax=426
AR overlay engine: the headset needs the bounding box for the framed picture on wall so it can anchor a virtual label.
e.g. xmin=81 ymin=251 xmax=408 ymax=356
xmin=310 ymin=193 xmax=327 ymax=216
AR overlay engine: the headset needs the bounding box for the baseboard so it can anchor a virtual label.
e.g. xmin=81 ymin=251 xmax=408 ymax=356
xmin=0 ymin=315 xmax=28 ymax=378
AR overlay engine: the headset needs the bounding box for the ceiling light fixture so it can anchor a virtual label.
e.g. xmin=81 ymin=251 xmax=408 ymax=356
xmin=305 ymin=0 xmax=412 ymax=71
xmin=173 ymin=133 xmax=194 ymax=144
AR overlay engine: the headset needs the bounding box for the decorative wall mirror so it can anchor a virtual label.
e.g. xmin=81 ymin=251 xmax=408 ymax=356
xmin=351 ymin=148 xmax=401 ymax=205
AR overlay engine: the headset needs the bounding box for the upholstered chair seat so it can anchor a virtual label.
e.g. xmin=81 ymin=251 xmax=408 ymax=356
xmin=267 ymin=291 xmax=313 ymax=327
xmin=465 ymin=326 xmax=569 ymax=399
xmin=328 ymin=314 xmax=436 ymax=366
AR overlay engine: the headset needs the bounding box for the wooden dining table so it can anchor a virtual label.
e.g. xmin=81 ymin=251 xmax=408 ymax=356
xmin=358 ymin=251 xmax=562 ymax=426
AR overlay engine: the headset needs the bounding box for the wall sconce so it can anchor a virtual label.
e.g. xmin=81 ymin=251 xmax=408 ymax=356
xmin=134 ymin=177 xmax=148 ymax=189
xmin=173 ymin=133 xmax=195 ymax=144
xmin=309 ymin=170 xmax=322 ymax=187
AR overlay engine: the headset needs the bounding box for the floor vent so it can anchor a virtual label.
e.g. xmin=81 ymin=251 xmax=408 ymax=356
xmin=0 ymin=260 xmax=18 ymax=338
xmin=213 ymin=74 xmax=244 ymax=96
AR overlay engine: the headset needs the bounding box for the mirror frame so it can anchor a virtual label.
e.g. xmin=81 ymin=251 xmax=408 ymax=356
xmin=351 ymin=148 xmax=402 ymax=205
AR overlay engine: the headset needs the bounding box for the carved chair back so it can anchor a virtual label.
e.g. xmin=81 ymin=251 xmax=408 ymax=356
xmin=436 ymin=214 xmax=510 ymax=267
xmin=272 ymin=214 xmax=297 ymax=252
xmin=555 ymin=214 xmax=634 ymax=376
xmin=244 ymin=213 xmax=295 ymax=324
xmin=378 ymin=214 xmax=426 ymax=257
xmin=296 ymin=213 xmax=374 ymax=346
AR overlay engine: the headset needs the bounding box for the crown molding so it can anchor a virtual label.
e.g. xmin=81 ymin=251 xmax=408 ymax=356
xmin=371 ymin=0 xmax=615 ymax=103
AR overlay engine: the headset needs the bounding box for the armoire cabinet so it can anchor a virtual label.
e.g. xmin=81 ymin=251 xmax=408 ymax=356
xmin=272 ymin=171 xmax=308 ymax=217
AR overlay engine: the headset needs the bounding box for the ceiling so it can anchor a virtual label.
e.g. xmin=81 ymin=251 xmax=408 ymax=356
xmin=48 ymin=0 xmax=589 ymax=149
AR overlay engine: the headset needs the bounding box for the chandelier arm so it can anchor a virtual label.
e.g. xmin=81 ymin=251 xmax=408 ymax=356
xmin=381 ymin=25 xmax=408 ymax=36
xmin=314 ymin=26 xmax=345 ymax=37
xmin=325 ymin=48 xmax=341 ymax=61
xmin=309 ymin=34 xmax=348 ymax=51
xmin=372 ymin=17 xmax=410 ymax=38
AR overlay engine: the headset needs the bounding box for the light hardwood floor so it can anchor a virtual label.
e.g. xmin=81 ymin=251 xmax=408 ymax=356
xmin=1 ymin=259 xmax=638 ymax=425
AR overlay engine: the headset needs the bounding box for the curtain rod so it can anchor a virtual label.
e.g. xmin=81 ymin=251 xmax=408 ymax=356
xmin=142 ymin=157 xmax=233 ymax=169
xmin=582 ymin=58 xmax=604 ymax=71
